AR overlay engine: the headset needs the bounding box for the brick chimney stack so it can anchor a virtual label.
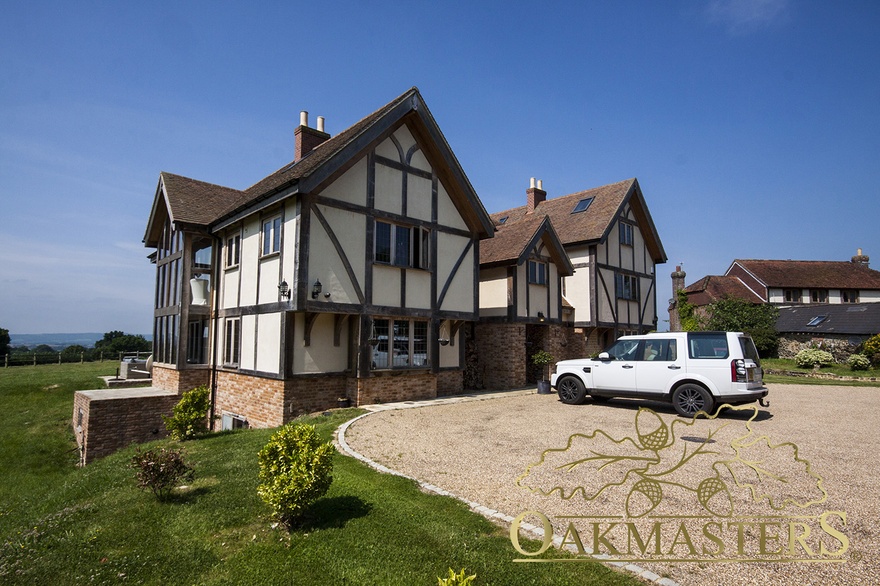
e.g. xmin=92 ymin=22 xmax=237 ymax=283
xmin=294 ymin=111 xmax=330 ymax=162
xmin=527 ymin=177 xmax=546 ymax=213
xmin=851 ymin=248 xmax=870 ymax=267
xmin=668 ymin=265 xmax=687 ymax=331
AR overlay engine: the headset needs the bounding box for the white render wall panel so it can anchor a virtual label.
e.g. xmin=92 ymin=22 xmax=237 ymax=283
xmin=437 ymin=233 xmax=474 ymax=313
xmin=406 ymin=270 xmax=431 ymax=309
xmin=293 ymin=314 xmax=349 ymax=373
xmin=318 ymin=158 xmax=367 ymax=206
xmin=408 ymin=174 xmax=433 ymax=222
xmin=437 ymin=182 xmax=468 ymax=231
xmin=255 ymin=313 xmax=281 ymax=374
xmin=222 ymin=269 xmax=240 ymax=309
xmin=372 ymin=264 xmax=401 ymax=307
xmin=374 ymin=164 xmax=403 ymax=215
xmin=258 ymin=256 xmax=281 ymax=305
xmin=479 ymin=267 xmax=508 ymax=317
xmin=240 ymin=315 xmax=256 ymax=371
xmin=239 ymin=218 xmax=260 ymax=307
xmin=310 ymin=205 xmax=365 ymax=305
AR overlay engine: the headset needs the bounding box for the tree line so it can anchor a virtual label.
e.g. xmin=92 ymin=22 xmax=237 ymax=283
xmin=1 ymin=329 xmax=151 ymax=366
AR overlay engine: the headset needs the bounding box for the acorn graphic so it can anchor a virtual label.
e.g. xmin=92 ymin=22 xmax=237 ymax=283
xmin=635 ymin=409 xmax=670 ymax=450
xmin=626 ymin=478 xmax=663 ymax=517
xmin=697 ymin=477 xmax=733 ymax=517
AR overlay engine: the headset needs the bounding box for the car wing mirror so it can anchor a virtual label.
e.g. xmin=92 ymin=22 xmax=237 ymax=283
xmin=598 ymin=352 xmax=611 ymax=361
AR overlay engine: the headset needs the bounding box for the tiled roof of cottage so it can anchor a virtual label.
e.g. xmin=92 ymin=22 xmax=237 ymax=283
xmin=683 ymin=275 xmax=765 ymax=304
xmin=488 ymin=178 xmax=666 ymax=262
xmin=729 ymin=259 xmax=880 ymax=289
xmin=480 ymin=213 xmax=573 ymax=275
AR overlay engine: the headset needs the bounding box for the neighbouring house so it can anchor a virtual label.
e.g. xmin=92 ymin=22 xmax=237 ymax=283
xmin=680 ymin=250 xmax=880 ymax=310
xmin=775 ymin=303 xmax=880 ymax=361
xmin=478 ymin=177 xmax=667 ymax=386
xmin=670 ymin=251 xmax=880 ymax=358
xmin=74 ymin=87 xmax=495 ymax=462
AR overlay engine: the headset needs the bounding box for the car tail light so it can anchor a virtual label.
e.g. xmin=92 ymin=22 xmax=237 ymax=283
xmin=731 ymin=359 xmax=747 ymax=382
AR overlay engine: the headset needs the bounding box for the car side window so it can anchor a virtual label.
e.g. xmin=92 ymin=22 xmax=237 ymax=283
xmin=642 ymin=339 xmax=677 ymax=361
xmin=606 ymin=339 xmax=640 ymax=361
xmin=688 ymin=333 xmax=729 ymax=359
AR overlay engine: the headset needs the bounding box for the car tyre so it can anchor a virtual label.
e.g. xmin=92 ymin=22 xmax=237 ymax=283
xmin=672 ymin=383 xmax=714 ymax=418
xmin=557 ymin=376 xmax=587 ymax=405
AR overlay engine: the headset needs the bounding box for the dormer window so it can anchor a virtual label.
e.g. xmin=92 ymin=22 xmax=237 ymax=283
xmin=571 ymin=197 xmax=594 ymax=214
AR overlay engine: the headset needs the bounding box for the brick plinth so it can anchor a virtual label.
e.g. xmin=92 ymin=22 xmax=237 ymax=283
xmin=152 ymin=365 xmax=210 ymax=394
xmin=73 ymin=388 xmax=179 ymax=465
xmin=355 ymin=371 xmax=437 ymax=405
xmin=436 ymin=369 xmax=464 ymax=396
xmin=475 ymin=323 xmax=526 ymax=389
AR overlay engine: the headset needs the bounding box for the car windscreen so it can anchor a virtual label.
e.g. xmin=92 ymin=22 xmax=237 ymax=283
xmin=606 ymin=339 xmax=640 ymax=360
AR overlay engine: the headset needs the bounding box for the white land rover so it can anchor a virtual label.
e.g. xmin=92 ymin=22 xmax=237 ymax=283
xmin=551 ymin=331 xmax=769 ymax=417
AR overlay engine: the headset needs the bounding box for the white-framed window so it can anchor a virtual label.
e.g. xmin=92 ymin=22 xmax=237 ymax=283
xmin=615 ymin=273 xmax=639 ymax=301
xmin=370 ymin=318 xmax=429 ymax=369
xmin=226 ymin=233 xmax=241 ymax=267
xmin=374 ymin=221 xmax=429 ymax=269
xmin=784 ymin=289 xmax=802 ymax=303
xmin=528 ymin=260 xmax=547 ymax=285
xmin=262 ymin=216 xmax=282 ymax=256
xmin=810 ymin=289 xmax=828 ymax=304
xmin=224 ymin=318 xmax=241 ymax=366
xmin=619 ymin=222 xmax=634 ymax=246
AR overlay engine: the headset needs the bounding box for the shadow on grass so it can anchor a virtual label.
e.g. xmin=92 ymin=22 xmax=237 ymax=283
xmin=159 ymin=485 xmax=212 ymax=504
xmin=294 ymin=495 xmax=373 ymax=531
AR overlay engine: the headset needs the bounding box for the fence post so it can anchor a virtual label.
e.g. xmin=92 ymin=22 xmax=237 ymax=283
xmin=33 ymin=353 xmax=37 ymax=366
xmin=4 ymin=354 xmax=7 ymax=368
xmin=80 ymin=351 xmax=84 ymax=364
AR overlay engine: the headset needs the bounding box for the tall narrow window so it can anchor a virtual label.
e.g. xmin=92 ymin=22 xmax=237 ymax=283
xmin=226 ymin=233 xmax=241 ymax=267
xmin=620 ymin=223 xmax=634 ymax=246
xmin=224 ymin=318 xmax=241 ymax=366
xmin=393 ymin=225 xmax=410 ymax=267
xmin=262 ymin=216 xmax=282 ymax=256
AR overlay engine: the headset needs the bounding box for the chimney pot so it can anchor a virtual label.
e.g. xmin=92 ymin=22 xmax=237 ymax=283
xmin=294 ymin=111 xmax=330 ymax=162
xmin=317 ymin=116 xmax=325 ymax=133
xmin=526 ymin=177 xmax=547 ymax=213
xmin=537 ymin=179 xmax=543 ymax=190
xmin=530 ymin=177 xmax=536 ymax=189
xmin=300 ymin=111 xmax=308 ymax=127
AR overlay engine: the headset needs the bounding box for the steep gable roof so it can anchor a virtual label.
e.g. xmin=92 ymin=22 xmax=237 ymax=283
xmin=727 ymin=259 xmax=880 ymax=289
xmin=144 ymin=87 xmax=495 ymax=246
xmin=489 ymin=178 xmax=666 ymax=262
xmin=683 ymin=275 xmax=765 ymax=305
xmin=776 ymin=303 xmax=880 ymax=335
xmin=480 ymin=214 xmax=573 ymax=276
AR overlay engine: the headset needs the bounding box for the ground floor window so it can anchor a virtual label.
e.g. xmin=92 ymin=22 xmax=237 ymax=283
xmin=187 ymin=319 xmax=208 ymax=364
xmin=370 ymin=318 xmax=429 ymax=369
xmin=224 ymin=318 xmax=241 ymax=366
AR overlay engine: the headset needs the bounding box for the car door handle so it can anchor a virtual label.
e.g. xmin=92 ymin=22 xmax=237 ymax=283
xmin=668 ymin=365 xmax=681 ymax=370
xmin=622 ymin=365 xmax=634 ymax=369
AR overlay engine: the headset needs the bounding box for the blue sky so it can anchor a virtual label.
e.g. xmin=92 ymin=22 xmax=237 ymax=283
xmin=1 ymin=0 xmax=878 ymax=335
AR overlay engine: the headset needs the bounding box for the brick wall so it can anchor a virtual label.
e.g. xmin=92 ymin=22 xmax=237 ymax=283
xmin=214 ymin=371 xmax=286 ymax=429
xmin=475 ymin=323 xmax=526 ymax=390
xmin=355 ymin=371 xmax=437 ymax=405
xmin=73 ymin=389 xmax=179 ymax=465
xmin=152 ymin=365 xmax=211 ymax=394
xmin=436 ymin=369 xmax=464 ymax=396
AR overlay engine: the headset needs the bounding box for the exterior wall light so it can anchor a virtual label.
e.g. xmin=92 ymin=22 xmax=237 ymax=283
xmin=538 ymin=311 xmax=545 ymax=322
xmin=311 ymin=279 xmax=322 ymax=299
xmin=278 ymin=280 xmax=291 ymax=300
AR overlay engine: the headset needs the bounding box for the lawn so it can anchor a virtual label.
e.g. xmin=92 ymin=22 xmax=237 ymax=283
xmin=0 ymin=363 xmax=641 ymax=585
xmin=762 ymin=357 xmax=880 ymax=387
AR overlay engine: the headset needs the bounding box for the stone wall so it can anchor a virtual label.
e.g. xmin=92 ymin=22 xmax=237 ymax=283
xmin=73 ymin=388 xmax=179 ymax=465
xmin=778 ymin=333 xmax=869 ymax=362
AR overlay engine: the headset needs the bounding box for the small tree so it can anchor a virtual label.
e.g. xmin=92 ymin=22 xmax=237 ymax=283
xmin=531 ymin=350 xmax=555 ymax=382
xmin=257 ymin=422 xmax=334 ymax=528
xmin=163 ymin=385 xmax=212 ymax=441
xmin=0 ymin=327 xmax=9 ymax=357
xmin=860 ymin=333 xmax=880 ymax=366
xmin=702 ymin=297 xmax=779 ymax=357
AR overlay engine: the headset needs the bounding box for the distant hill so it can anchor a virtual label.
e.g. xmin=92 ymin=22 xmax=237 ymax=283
xmin=8 ymin=333 xmax=152 ymax=350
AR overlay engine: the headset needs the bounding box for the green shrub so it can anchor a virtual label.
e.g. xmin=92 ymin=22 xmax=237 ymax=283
xmin=163 ymin=385 xmax=211 ymax=440
xmin=794 ymin=348 xmax=835 ymax=368
xmin=438 ymin=568 xmax=477 ymax=586
xmin=847 ymin=354 xmax=871 ymax=371
xmin=861 ymin=333 xmax=880 ymax=366
xmin=257 ymin=422 xmax=334 ymax=527
xmin=131 ymin=447 xmax=194 ymax=501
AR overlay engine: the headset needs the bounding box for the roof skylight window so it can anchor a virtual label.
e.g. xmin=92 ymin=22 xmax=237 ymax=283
xmin=498 ymin=216 xmax=508 ymax=224
xmin=571 ymin=197 xmax=594 ymax=214
xmin=806 ymin=316 xmax=827 ymax=327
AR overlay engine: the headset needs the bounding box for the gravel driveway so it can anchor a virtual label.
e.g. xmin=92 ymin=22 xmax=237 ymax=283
xmin=343 ymin=384 xmax=878 ymax=586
